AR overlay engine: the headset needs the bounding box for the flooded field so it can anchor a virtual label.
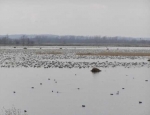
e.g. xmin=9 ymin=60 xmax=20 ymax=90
xmin=0 ymin=46 xmax=150 ymax=115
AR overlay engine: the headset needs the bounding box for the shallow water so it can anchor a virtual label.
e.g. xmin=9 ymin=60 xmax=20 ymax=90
xmin=0 ymin=67 xmax=150 ymax=115
xmin=0 ymin=46 xmax=150 ymax=50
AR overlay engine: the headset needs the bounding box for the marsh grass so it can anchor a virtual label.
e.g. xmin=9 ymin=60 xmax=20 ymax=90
xmin=0 ymin=107 xmax=27 ymax=115
xmin=76 ymin=52 xmax=150 ymax=56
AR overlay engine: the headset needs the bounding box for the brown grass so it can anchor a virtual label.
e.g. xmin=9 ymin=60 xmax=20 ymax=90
xmin=36 ymin=51 xmax=62 ymax=55
xmin=76 ymin=52 xmax=150 ymax=56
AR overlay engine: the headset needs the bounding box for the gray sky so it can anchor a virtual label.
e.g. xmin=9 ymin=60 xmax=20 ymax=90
xmin=0 ymin=0 xmax=150 ymax=37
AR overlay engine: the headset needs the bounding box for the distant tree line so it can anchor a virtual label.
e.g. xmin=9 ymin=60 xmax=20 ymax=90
xmin=0 ymin=35 xmax=34 ymax=46
xmin=0 ymin=35 xmax=150 ymax=46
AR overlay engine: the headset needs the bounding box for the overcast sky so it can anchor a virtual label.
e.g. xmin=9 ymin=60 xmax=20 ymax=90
xmin=0 ymin=0 xmax=150 ymax=38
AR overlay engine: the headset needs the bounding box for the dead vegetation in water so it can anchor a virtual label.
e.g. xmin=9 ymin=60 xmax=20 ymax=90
xmin=91 ymin=68 xmax=101 ymax=73
xmin=76 ymin=52 xmax=150 ymax=56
